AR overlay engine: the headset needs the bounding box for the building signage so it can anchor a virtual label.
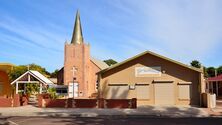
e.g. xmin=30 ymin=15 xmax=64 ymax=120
xmin=135 ymin=66 xmax=161 ymax=77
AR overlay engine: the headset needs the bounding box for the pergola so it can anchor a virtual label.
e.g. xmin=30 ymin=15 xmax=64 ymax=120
xmin=206 ymin=74 xmax=222 ymax=96
xmin=11 ymin=70 xmax=55 ymax=94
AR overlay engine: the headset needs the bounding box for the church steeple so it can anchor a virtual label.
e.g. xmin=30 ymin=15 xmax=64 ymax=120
xmin=71 ymin=10 xmax=83 ymax=44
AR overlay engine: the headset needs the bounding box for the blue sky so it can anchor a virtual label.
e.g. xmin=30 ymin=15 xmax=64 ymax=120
xmin=0 ymin=0 xmax=222 ymax=72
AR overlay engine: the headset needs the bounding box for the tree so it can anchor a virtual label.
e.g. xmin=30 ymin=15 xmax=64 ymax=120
xmin=104 ymin=59 xmax=117 ymax=66
xmin=206 ymin=67 xmax=216 ymax=77
xmin=203 ymin=66 xmax=208 ymax=78
xmin=50 ymin=69 xmax=59 ymax=78
xmin=217 ymin=66 xmax=222 ymax=75
xmin=9 ymin=63 xmax=50 ymax=82
xmin=190 ymin=60 xmax=201 ymax=68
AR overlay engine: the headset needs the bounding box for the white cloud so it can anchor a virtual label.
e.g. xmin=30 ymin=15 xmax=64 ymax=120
xmin=104 ymin=0 xmax=222 ymax=64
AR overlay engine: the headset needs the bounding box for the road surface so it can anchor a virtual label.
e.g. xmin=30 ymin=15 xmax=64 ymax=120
xmin=0 ymin=116 xmax=222 ymax=125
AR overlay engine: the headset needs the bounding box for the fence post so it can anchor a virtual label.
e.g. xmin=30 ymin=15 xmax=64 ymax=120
xmin=38 ymin=94 xmax=43 ymax=107
xmin=98 ymin=98 xmax=104 ymax=108
xmin=73 ymin=99 xmax=76 ymax=108
xmin=13 ymin=94 xmax=20 ymax=107
xmin=67 ymin=98 xmax=73 ymax=108
xmin=131 ymin=98 xmax=137 ymax=109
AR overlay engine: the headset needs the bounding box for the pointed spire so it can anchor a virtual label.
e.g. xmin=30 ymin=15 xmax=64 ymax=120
xmin=71 ymin=10 xmax=84 ymax=44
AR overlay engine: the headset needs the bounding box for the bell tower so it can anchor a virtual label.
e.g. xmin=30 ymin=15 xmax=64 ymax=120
xmin=64 ymin=11 xmax=90 ymax=98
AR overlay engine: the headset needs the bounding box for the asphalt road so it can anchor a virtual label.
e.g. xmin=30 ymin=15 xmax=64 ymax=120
xmin=0 ymin=116 xmax=222 ymax=125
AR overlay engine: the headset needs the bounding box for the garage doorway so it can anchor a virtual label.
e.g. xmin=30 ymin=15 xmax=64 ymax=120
xmin=154 ymin=83 xmax=174 ymax=105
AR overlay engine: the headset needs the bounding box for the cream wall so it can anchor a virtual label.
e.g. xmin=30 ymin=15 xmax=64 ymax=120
xmin=99 ymin=53 xmax=202 ymax=106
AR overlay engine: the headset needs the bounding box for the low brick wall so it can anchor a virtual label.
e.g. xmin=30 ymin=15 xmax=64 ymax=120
xmin=0 ymin=97 xmax=12 ymax=107
xmin=44 ymin=99 xmax=67 ymax=108
xmin=38 ymin=94 xmax=137 ymax=108
xmin=74 ymin=99 xmax=98 ymax=108
xmin=0 ymin=94 xmax=22 ymax=107
xmin=13 ymin=94 xmax=20 ymax=107
xmin=105 ymin=99 xmax=131 ymax=108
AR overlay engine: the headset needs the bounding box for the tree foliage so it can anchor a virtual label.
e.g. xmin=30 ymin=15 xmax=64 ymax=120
xmin=206 ymin=67 xmax=216 ymax=77
xmin=50 ymin=69 xmax=59 ymax=78
xmin=217 ymin=66 xmax=222 ymax=75
xmin=9 ymin=63 xmax=50 ymax=82
xmin=104 ymin=59 xmax=118 ymax=66
xmin=190 ymin=60 xmax=201 ymax=68
xmin=25 ymin=83 xmax=40 ymax=96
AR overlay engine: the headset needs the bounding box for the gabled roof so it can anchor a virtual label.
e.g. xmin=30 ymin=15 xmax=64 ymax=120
xmin=207 ymin=74 xmax=222 ymax=82
xmin=11 ymin=70 xmax=55 ymax=86
xmin=97 ymin=51 xmax=202 ymax=74
xmin=90 ymin=57 xmax=109 ymax=70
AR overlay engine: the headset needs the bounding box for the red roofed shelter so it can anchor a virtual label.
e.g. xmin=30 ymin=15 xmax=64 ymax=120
xmin=206 ymin=74 xmax=222 ymax=98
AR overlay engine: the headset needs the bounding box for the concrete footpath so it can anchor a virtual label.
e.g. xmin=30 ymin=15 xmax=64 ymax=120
xmin=0 ymin=105 xmax=214 ymax=118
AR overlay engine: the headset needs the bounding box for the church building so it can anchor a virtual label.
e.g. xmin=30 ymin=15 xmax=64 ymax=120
xmin=57 ymin=11 xmax=108 ymax=98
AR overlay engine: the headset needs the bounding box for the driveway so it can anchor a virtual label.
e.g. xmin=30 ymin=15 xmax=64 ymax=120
xmin=0 ymin=105 xmax=209 ymax=118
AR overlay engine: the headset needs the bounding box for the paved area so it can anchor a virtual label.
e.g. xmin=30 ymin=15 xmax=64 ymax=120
xmin=0 ymin=105 xmax=210 ymax=118
xmin=1 ymin=116 xmax=222 ymax=125
xmin=211 ymin=99 xmax=222 ymax=116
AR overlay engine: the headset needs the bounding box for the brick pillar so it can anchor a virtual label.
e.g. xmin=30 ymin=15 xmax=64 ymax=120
xmin=131 ymin=98 xmax=137 ymax=109
xmin=38 ymin=94 xmax=43 ymax=107
xmin=67 ymin=98 xmax=73 ymax=108
xmin=13 ymin=94 xmax=20 ymax=107
xmin=98 ymin=98 xmax=104 ymax=108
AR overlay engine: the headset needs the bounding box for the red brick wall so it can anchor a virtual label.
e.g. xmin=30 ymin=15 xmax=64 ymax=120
xmin=73 ymin=99 xmax=97 ymax=108
xmin=38 ymin=94 xmax=43 ymax=107
xmin=64 ymin=43 xmax=90 ymax=97
xmin=44 ymin=99 xmax=66 ymax=108
xmin=105 ymin=99 xmax=131 ymax=108
xmin=64 ymin=42 xmax=99 ymax=98
xmin=13 ymin=94 xmax=20 ymax=107
xmin=0 ymin=97 xmax=12 ymax=107
xmin=38 ymin=94 xmax=137 ymax=108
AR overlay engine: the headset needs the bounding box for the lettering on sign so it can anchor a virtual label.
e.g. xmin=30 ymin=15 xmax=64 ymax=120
xmin=135 ymin=66 xmax=161 ymax=77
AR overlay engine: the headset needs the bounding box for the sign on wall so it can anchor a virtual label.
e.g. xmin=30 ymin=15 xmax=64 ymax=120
xmin=135 ymin=66 xmax=161 ymax=77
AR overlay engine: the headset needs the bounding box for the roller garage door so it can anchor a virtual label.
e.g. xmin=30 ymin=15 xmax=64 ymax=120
xmin=106 ymin=84 xmax=129 ymax=99
xmin=154 ymin=83 xmax=174 ymax=105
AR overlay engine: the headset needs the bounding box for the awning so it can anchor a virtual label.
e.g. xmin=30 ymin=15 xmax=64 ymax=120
xmin=207 ymin=74 xmax=222 ymax=82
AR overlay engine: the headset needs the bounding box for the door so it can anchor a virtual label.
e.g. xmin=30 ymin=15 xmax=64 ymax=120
xmin=68 ymin=83 xmax=78 ymax=98
xmin=154 ymin=83 xmax=174 ymax=105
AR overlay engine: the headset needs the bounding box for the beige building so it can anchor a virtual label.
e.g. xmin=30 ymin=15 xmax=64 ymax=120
xmin=97 ymin=51 xmax=205 ymax=106
xmin=57 ymin=11 xmax=108 ymax=98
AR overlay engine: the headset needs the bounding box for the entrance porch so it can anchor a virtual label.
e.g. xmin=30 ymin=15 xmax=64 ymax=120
xmin=10 ymin=70 xmax=55 ymax=105
xmin=206 ymin=74 xmax=222 ymax=110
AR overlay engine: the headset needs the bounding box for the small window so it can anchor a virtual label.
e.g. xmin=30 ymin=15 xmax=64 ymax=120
xmin=56 ymin=88 xmax=68 ymax=94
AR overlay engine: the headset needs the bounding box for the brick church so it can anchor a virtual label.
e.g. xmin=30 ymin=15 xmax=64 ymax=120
xmin=57 ymin=11 xmax=108 ymax=98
